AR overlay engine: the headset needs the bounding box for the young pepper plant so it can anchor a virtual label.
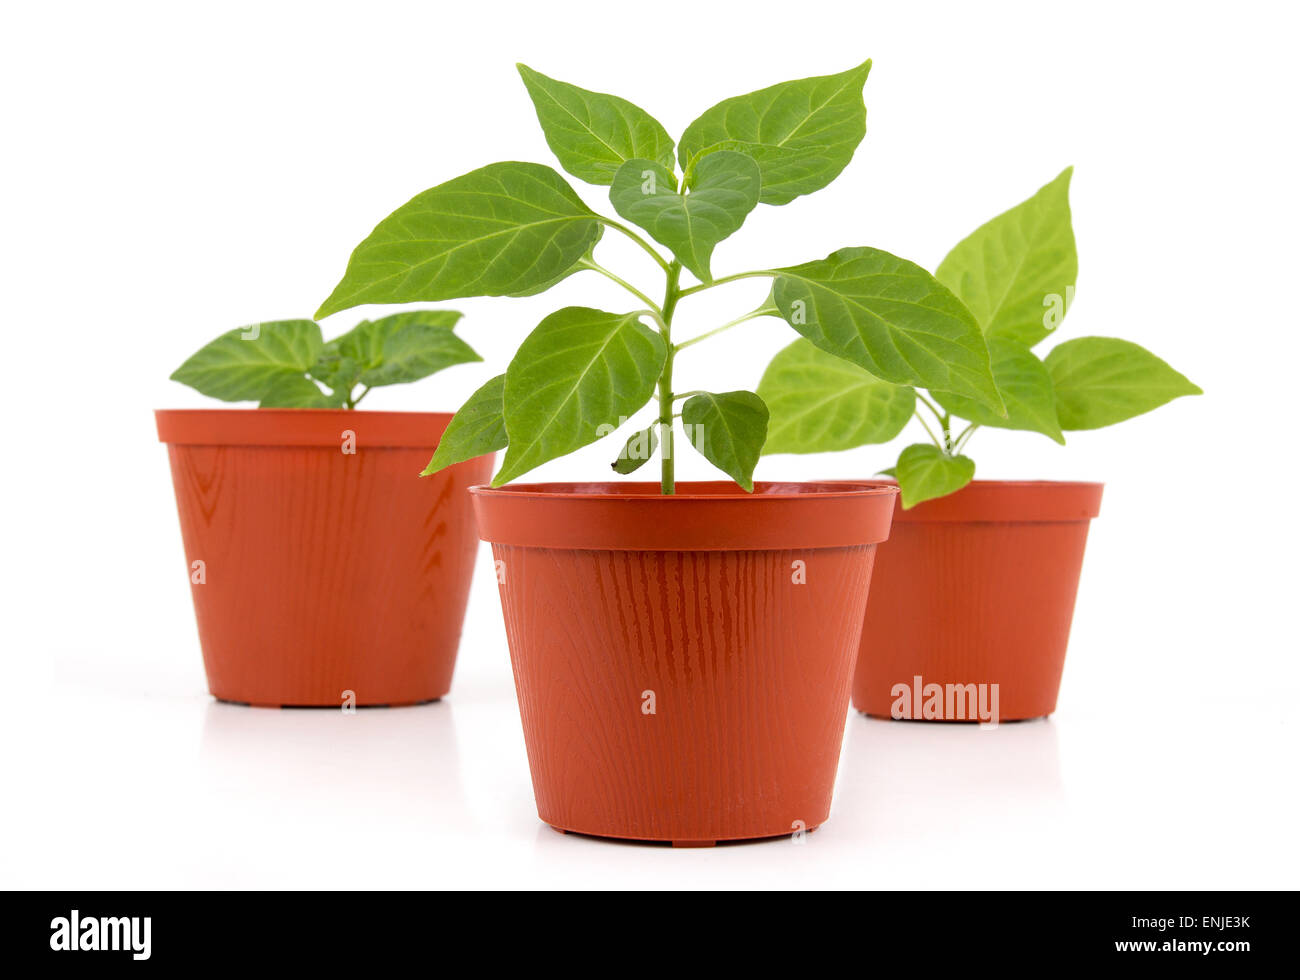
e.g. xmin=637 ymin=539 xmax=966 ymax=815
xmin=171 ymin=311 xmax=479 ymax=408
xmin=315 ymin=60 xmax=1007 ymax=493
xmin=757 ymin=168 xmax=1202 ymax=506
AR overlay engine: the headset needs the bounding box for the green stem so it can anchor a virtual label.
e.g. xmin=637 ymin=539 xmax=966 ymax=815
xmin=916 ymin=392 xmax=946 ymax=426
xmin=677 ymin=269 xmax=776 ymax=298
xmin=657 ymin=261 xmax=683 ymax=494
xmin=674 ymin=305 xmax=778 ymax=351
xmin=578 ymin=258 xmax=662 ymax=316
xmin=913 ymin=410 xmax=943 ymax=449
xmin=953 ymin=423 xmax=979 ymax=454
xmin=598 ymin=218 xmax=672 ymax=272
xmin=348 ymin=385 xmax=371 ymax=410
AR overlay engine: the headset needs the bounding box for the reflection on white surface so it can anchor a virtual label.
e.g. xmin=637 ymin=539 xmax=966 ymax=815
xmin=835 ymin=714 xmax=1064 ymax=844
xmin=200 ymin=700 xmax=471 ymax=833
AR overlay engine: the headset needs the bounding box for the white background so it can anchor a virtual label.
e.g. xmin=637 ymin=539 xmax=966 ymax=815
xmin=2 ymin=0 xmax=1296 ymax=889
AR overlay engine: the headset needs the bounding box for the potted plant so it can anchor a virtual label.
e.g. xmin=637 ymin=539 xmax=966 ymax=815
xmin=157 ymin=312 xmax=493 ymax=707
xmin=316 ymin=59 xmax=1009 ymax=844
xmin=757 ymin=168 xmax=1202 ymax=721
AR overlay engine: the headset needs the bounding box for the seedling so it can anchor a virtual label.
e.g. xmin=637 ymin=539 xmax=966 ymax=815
xmin=170 ymin=312 xmax=478 ymax=408
xmin=316 ymin=60 xmax=1005 ymax=492
xmin=758 ymin=169 xmax=1202 ymax=506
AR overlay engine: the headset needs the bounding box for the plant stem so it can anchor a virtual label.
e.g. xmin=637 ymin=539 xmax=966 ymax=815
xmin=676 ymin=269 xmax=776 ymax=298
xmin=599 ymin=218 xmax=672 ymax=272
xmin=349 ymin=385 xmax=371 ymax=409
xmin=657 ymin=261 xmax=683 ymax=494
xmin=913 ymin=410 xmax=943 ymax=449
xmin=674 ymin=305 xmax=778 ymax=351
xmin=578 ymin=257 xmax=662 ymax=316
xmin=953 ymin=423 xmax=979 ymax=454
xmin=916 ymin=392 xmax=946 ymax=426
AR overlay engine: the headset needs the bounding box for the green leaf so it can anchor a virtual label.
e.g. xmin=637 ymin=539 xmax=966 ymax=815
xmin=936 ymin=167 xmax=1077 ymax=347
xmin=364 ymin=319 xmax=479 ymax=388
xmin=494 ymin=308 xmax=667 ymax=485
xmin=678 ymin=60 xmax=871 ymax=205
xmin=933 ymin=337 xmax=1064 ymax=444
xmin=258 ymin=374 xmax=340 ymax=408
xmin=894 ymin=443 xmax=975 ymax=508
xmin=757 ymin=338 xmax=914 ymax=454
xmin=316 ymin=162 xmax=603 ymax=318
xmin=506 ymin=244 xmax=596 ymax=297
xmin=772 ymin=247 xmax=1003 ymax=412
xmin=1045 ymin=336 xmax=1202 ymax=430
xmin=609 ymin=152 xmax=760 ymax=281
xmin=309 ymin=353 xmax=361 ymax=395
xmin=681 ymin=390 xmax=769 ymax=491
xmin=876 ymin=466 xmax=896 ymax=478
xmin=517 ymin=63 xmax=676 ymax=185
xmin=611 ymin=423 xmax=659 ymax=474
xmin=316 ymin=310 xmax=477 ymax=390
xmin=421 ymin=374 xmax=508 ymax=476
xmin=330 ymin=311 xmax=463 ymax=365
xmin=170 ymin=320 xmax=323 ymax=402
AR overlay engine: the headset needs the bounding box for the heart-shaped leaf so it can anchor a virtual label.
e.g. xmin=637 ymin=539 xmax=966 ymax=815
xmin=772 ymin=247 xmax=1003 ymax=412
xmin=170 ymin=320 xmax=323 ymax=402
xmin=757 ymin=338 xmax=915 ymax=454
xmin=679 ymin=60 xmax=872 ymax=205
xmin=517 ymin=64 xmax=676 ymax=185
xmin=494 ymin=308 xmax=667 ymax=485
xmin=894 ymin=443 xmax=975 ymax=508
xmin=422 ymin=374 xmax=509 ymax=476
xmin=933 ymin=337 xmax=1064 ymax=444
xmin=681 ymin=390 xmax=769 ymax=491
xmin=609 ymin=152 xmax=760 ymax=281
xmin=937 ymin=167 xmax=1077 ymax=347
xmin=316 ymin=162 xmax=602 ymax=318
xmin=1045 ymin=337 xmax=1201 ymax=430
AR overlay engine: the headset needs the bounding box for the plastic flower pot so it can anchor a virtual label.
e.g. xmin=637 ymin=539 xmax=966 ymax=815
xmin=156 ymin=409 xmax=491 ymax=707
xmin=471 ymin=480 xmax=899 ymax=845
xmin=852 ymin=480 xmax=1104 ymax=722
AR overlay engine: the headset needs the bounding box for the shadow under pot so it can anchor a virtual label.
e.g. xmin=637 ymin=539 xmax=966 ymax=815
xmin=853 ymin=480 xmax=1104 ymax=723
xmin=471 ymin=480 xmax=899 ymax=847
xmin=156 ymin=409 xmax=491 ymax=708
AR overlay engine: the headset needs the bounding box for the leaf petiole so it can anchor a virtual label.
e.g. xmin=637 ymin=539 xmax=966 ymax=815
xmin=676 ymin=269 xmax=776 ymax=298
xmin=952 ymin=423 xmax=979 ymax=454
xmin=577 ymin=257 xmax=663 ymax=317
xmin=674 ymin=305 xmax=779 ymax=351
xmin=913 ymin=410 xmax=944 ymax=450
xmin=597 ymin=218 xmax=673 ymax=272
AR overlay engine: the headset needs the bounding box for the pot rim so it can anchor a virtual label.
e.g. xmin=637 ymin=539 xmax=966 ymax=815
xmin=155 ymin=408 xmax=454 ymax=448
xmin=470 ymin=480 xmax=900 ymax=551
xmin=470 ymin=479 xmax=898 ymax=500
xmin=830 ymin=478 xmax=1103 ymax=523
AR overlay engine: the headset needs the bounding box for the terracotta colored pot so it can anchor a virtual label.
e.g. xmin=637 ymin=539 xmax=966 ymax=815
xmin=156 ymin=409 xmax=491 ymax=707
xmin=471 ymin=481 xmax=899 ymax=845
xmin=852 ymin=480 xmax=1103 ymax=722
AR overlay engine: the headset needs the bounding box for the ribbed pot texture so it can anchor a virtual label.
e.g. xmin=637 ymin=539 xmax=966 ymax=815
xmin=853 ymin=480 xmax=1103 ymax=722
xmin=471 ymin=481 xmax=899 ymax=845
xmin=156 ymin=409 xmax=491 ymax=707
